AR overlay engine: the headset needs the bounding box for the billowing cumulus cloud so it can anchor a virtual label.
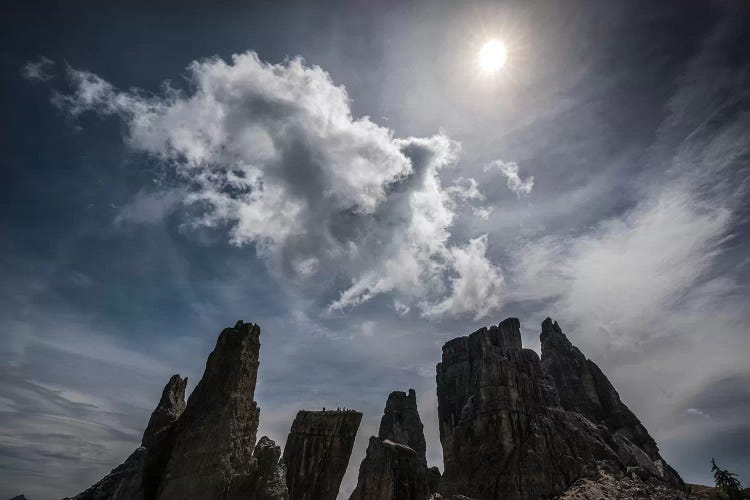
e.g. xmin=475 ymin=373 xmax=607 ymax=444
xmin=423 ymin=235 xmax=504 ymax=320
xmin=52 ymin=52 xmax=505 ymax=318
xmin=446 ymin=177 xmax=484 ymax=202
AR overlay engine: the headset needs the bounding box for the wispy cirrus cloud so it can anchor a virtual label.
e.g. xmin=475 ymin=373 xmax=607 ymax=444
xmin=506 ymin=5 xmax=750 ymax=481
xmin=20 ymin=56 xmax=55 ymax=82
xmin=114 ymin=188 xmax=187 ymax=226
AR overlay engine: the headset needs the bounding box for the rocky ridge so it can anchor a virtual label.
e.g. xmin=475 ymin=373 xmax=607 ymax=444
xmin=67 ymin=374 xmax=188 ymax=500
xmin=539 ymin=318 xmax=683 ymax=487
xmin=66 ymin=317 xmax=694 ymax=500
xmin=436 ymin=317 xmax=689 ymax=499
xmin=66 ymin=321 xmax=358 ymax=500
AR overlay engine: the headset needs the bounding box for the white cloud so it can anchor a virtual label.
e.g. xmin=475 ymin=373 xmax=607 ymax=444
xmin=684 ymin=408 xmax=711 ymax=419
xmin=446 ymin=177 xmax=484 ymax=202
xmin=21 ymin=56 xmax=54 ymax=81
xmin=393 ymin=299 xmax=411 ymax=315
xmin=512 ymin=186 xmax=733 ymax=340
xmin=471 ymin=206 xmax=494 ymax=220
xmin=446 ymin=177 xmax=494 ymax=220
xmin=506 ymin=8 xmax=750 ymax=448
xmin=485 ymin=160 xmax=534 ymax=197
xmin=424 ymin=235 xmax=504 ymax=320
xmin=508 ymin=184 xmax=747 ymax=458
xmin=53 ymin=52 xmax=503 ymax=319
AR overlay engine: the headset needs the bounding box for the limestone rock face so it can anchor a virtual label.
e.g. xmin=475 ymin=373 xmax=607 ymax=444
xmin=141 ymin=376 xmax=189 ymax=500
xmin=64 ymin=316 xmax=690 ymax=500
xmin=436 ymin=317 xmax=686 ymax=499
xmin=559 ymin=466 xmax=699 ymax=500
xmin=378 ymin=389 xmax=427 ymax=466
xmin=229 ymin=436 xmax=289 ymax=500
xmin=349 ymin=437 xmax=430 ymax=500
xmin=69 ymin=448 xmax=147 ymax=500
xmin=157 ymin=321 xmax=262 ymax=499
xmin=252 ymin=437 xmax=289 ymax=500
xmin=540 ymin=319 xmax=657 ymax=452
xmin=142 ymin=375 xmax=187 ymax=448
xmin=540 ymin=318 xmax=685 ymax=488
xmin=350 ymin=389 xmax=436 ymax=500
xmin=69 ymin=374 xmax=188 ymax=500
xmin=65 ymin=321 xmax=296 ymax=500
xmin=282 ymin=410 xmax=362 ymax=500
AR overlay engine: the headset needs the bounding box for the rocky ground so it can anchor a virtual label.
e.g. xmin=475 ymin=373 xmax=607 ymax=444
xmin=559 ymin=467 xmax=700 ymax=499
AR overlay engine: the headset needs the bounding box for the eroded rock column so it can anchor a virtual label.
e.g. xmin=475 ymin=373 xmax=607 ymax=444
xmin=350 ymin=389 xmax=435 ymax=500
xmin=282 ymin=410 xmax=362 ymax=500
xmin=157 ymin=321 xmax=262 ymax=500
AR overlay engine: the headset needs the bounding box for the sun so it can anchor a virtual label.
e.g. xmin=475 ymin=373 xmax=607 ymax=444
xmin=478 ymin=39 xmax=507 ymax=73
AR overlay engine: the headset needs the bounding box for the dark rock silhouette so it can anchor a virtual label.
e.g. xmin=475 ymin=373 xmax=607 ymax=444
xmin=378 ymin=389 xmax=427 ymax=466
xmin=282 ymin=410 xmax=362 ymax=500
xmin=63 ymin=316 xmax=692 ymax=500
xmin=141 ymin=375 xmax=187 ymax=449
xmin=436 ymin=317 xmax=686 ymax=499
xmin=157 ymin=321 xmax=262 ymax=499
xmin=350 ymin=389 xmax=435 ymax=500
xmin=68 ymin=375 xmax=187 ymax=500
xmin=350 ymin=437 xmax=430 ymax=500
xmin=66 ymin=321 xmax=293 ymax=500
xmin=540 ymin=318 xmax=684 ymax=487
xmin=228 ymin=436 xmax=289 ymax=500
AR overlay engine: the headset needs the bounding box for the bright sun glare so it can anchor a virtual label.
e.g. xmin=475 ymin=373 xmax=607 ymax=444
xmin=479 ymin=39 xmax=507 ymax=73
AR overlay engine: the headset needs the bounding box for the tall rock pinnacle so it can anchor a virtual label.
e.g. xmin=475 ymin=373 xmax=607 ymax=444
xmin=157 ymin=320 xmax=262 ymax=499
xmin=350 ymin=389 xmax=436 ymax=500
xmin=378 ymin=389 xmax=427 ymax=466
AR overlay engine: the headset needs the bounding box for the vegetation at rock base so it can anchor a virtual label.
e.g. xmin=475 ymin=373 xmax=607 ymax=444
xmin=712 ymin=459 xmax=748 ymax=500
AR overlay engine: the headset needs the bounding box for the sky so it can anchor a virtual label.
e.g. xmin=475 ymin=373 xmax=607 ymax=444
xmin=1 ymin=0 xmax=749 ymax=498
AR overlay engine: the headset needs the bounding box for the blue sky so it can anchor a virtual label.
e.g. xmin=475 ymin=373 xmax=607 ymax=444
xmin=2 ymin=1 xmax=749 ymax=498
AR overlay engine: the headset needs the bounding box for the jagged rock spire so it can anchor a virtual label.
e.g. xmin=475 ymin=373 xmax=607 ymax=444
xmin=378 ymin=389 xmax=427 ymax=466
xmin=67 ymin=375 xmax=188 ymax=500
xmin=65 ymin=316 xmax=689 ymax=500
xmin=436 ymin=317 xmax=686 ymax=499
xmin=156 ymin=320 xmax=263 ymax=499
xmin=540 ymin=316 xmax=646 ymax=435
xmin=350 ymin=389 xmax=435 ymax=500
xmin=142 ymin=374 xmax=187 ymax=448
xmin=540 ymin=317 xmax=684 ymax=487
